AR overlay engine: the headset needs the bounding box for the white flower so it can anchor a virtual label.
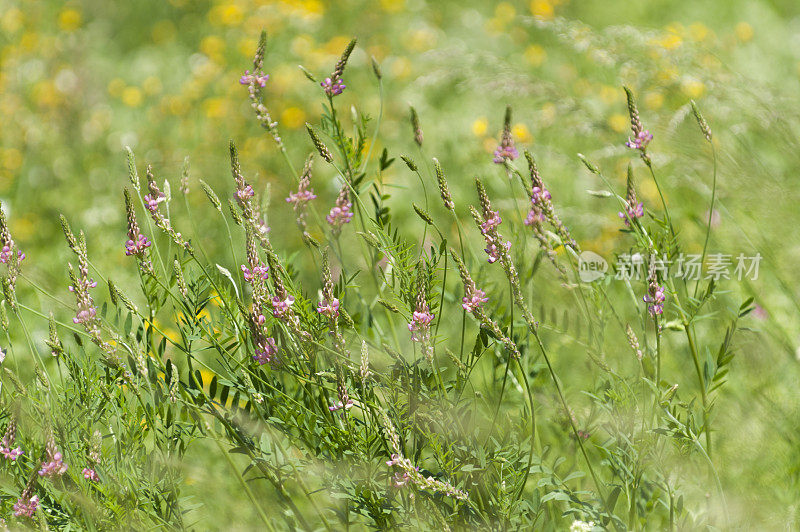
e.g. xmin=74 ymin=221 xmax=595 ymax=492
xmin=570 ymin=520 xmax=596 ymax=532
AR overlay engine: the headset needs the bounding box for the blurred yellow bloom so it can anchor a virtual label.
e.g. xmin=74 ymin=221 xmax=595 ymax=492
xmin=33 ymin=80 xmax=61 ymax=107
xmin=1 ymin=8 xmax=24 ymax=33
xmin=2 ymin=149 xmax=22 ymax=171
xmin=512 ymin=123 xmax=532 ymax=144
xmin=143 ymin=76 xmax=162 ymax=95
xmin=681 ymin=79 xmax=705 ymax=99
xmin=391 ymin=57 xmax=412 ymax=79
xmin=122 ymin=87 xmax=143 ymax=107
xmin=20 ymin=32 xmax=38 ymax=52
xmin=203 ymin=98 xmax=228 ymax=118
xmin=0 ymin=171 xmax=11 ymax=192
xmin=380 ymin=0 xmax=405 ymax=12
xmin=639 ymin=178 xmax=658 ymax=201
xmin=608 ymin=113 xmax=628 ymax=133
xmin=281 ymin=107 xmax=306 ymax=129
xmin=688 ymin=22 xmax=710 ymax=41
xmin=599 ymin=85 xmax=621 ymax=105
xmin=656 ymin=67 xmax=678 ymax=83
xmin=108 ymin=78 xmax=125 ymax=97
xmin=238 ymin=37 xmax=257 ymax=57
xmin=656 ymin=33 xmax=682 ymax=50
xmin=472 ymin=117 xmax=488 ymax=137
xmin=530 ymin=0 xmax=554 ymax=20
xmin=168 ymin=96 xmax=189 ymax=115
xmin=482 ymin=137 xmax=497 ymax=153
xmin=58 ymin=8 xmax=82 ymax=32
xmin=644 ymin=92 xmax=664 ymax=110
xmin=523 ymin=44 xmax=547 ymax=67
xmin=208 ymin=3 xmax=243 ymax=26
xmin=496 ymin=2 xmax=517 ymax=19
xmin=201 ymin=35 xmax=226 ymax=58
xmin=325 ymin=35 xmax=352 ymax=55
xmin=735 ymin=22 xmax=753 ymax=42
xmin=407 ymin=29 xmax=437 ymax=52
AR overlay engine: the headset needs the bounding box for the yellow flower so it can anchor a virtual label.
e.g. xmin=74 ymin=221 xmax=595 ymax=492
xmin=122 ymin=87 xmax=143 ymax=107
xmin=530 ymin=0 xmax=554 ymax=20
xmin=281 ymin=107 xmax=306 ymax=129
xmin=380 ymin=0 xmax=405 ymax=12
xmin=33 ymin=80 xmax=60 ymax=108
xmin=20 ymin=32 xmax=38 ymax=52
xmin=688 ymin=22 xmax=710 ymax=42
xmin=324 ymin=35 xmax=352 ymax=55
xmin=608 ymin=113 xmax=628 ymax=133
xmin=681 ymin=79 xmax=705 ymax=99
xmin=644 ymin=92 xmax=664 ymax=110
xmin=58 ymin=8 xmax=82 ymax=32
xmin=208 ymin=3 xmax=243 ymax=26
xmin=238 ymin=37 xmax=257 ymax=57
xmin=657 ymin=33 xmax=682 ymax=50
xmin=472 ymin=117 xmax=488 ymax=137
xmin=200 ymin=35 xmax=226 ymax=58
xmin=735 ymin=22 xmax=753 ymax=42
xmin=523 ymin=44 xmax=547 ymax=67
xmin=203 ymin=98 xmax=228 ymax=118
xmin=599 ymin=85 xmax=621 ymax=105
xmin=407 ymin=29 xmax=437 ymax=52
xmin=512 ymin=123 xmax=532 ymax=144
xmin=1 ymin=8 xmax=24 ymax=34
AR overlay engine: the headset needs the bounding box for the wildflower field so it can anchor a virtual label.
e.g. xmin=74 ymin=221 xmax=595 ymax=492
xmin=1 ymin=0 xmax=799 ymax=529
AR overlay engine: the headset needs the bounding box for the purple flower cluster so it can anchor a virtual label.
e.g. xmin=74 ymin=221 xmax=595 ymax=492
xmin=493 ymin=106 xmax=519 ymax=165
xmin=83 ymin=468 xmax=100 ymax=482
xmin=271 ymin=294 xmax=295 ymax=319
xmin=619 ymin=202 xmax=644 ymax=225
xmin=317 ymin=298 xmax=340 ymax=319
xmin=327 ymin=186 xmax=353 ymax=234
xmin=241 ymin=262 xmax=269 ymax=283
xmin=321 ymin=76 xmax=346 ymax=96
xmin=0 ymin=421 xmax=22 ymax=461
xmin=408 ymin=307 xmax=434 ymax=343
xmin=462 ymin=287 xmax=488 ymax=313
xmin=143 ymin=190 xmax=166 ymax=213
xmin=643 ymin=283 xmax=666 ymax=317
xmin=39 ymin=442 xmax=68 ymax=478
xmin=125 ymin=233 xmax=151 ymax=256
xmin=239 ymin=70 xmax=269 ymax=87
xmin=0 ymin=242 xmax=24 ymax=264
xmin=625 ymin=130 xmax=653 ymax=151
xmin=328 ymin=399 xmax=354 ymax=412
xmin=253 ymin=337 xmax=278 ymax=365
xmin=70 ymin=266 xmax=98 ymax=327
xmin=13 ymin=494 xmax=39 ymax=518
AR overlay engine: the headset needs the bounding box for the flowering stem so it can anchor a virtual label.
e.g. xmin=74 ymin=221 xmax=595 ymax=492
xmin=694 ymin=142 xmax=718 ymax=299
xmin=645 ymin=161 xmax=675 ymax=238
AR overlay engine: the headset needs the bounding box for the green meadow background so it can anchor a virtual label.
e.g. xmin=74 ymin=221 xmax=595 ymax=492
xmin=1 ymin=0 xmax=799 ymax=527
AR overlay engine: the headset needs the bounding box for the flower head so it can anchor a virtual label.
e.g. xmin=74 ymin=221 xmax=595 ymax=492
xmin=239 ymin=69 xmax=269 ymax=87
xmin=326 ymin=185 xmax=353 ymax=234
xmin=13 ymin=494 xmax=39 ymax=518
xmin=493 ymin=105 xmax=519 ymax=164
xmin=83 ymin=468 xmax=100 ymax=482
xmin=253 ymin=337 xmax=278 ymax=365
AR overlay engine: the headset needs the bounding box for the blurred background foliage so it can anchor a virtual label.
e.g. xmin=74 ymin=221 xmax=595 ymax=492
xmin=1 ymin=0 xmax=800 ymax=527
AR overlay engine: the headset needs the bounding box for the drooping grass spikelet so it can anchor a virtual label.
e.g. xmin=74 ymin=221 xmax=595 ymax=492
xmin=433 ymin=158 xmax=454 ymax=211
xmin=690 ymin=100 xmax=712 ymax=141
xmin=125 ymin=146 xmax=139 ymax=191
